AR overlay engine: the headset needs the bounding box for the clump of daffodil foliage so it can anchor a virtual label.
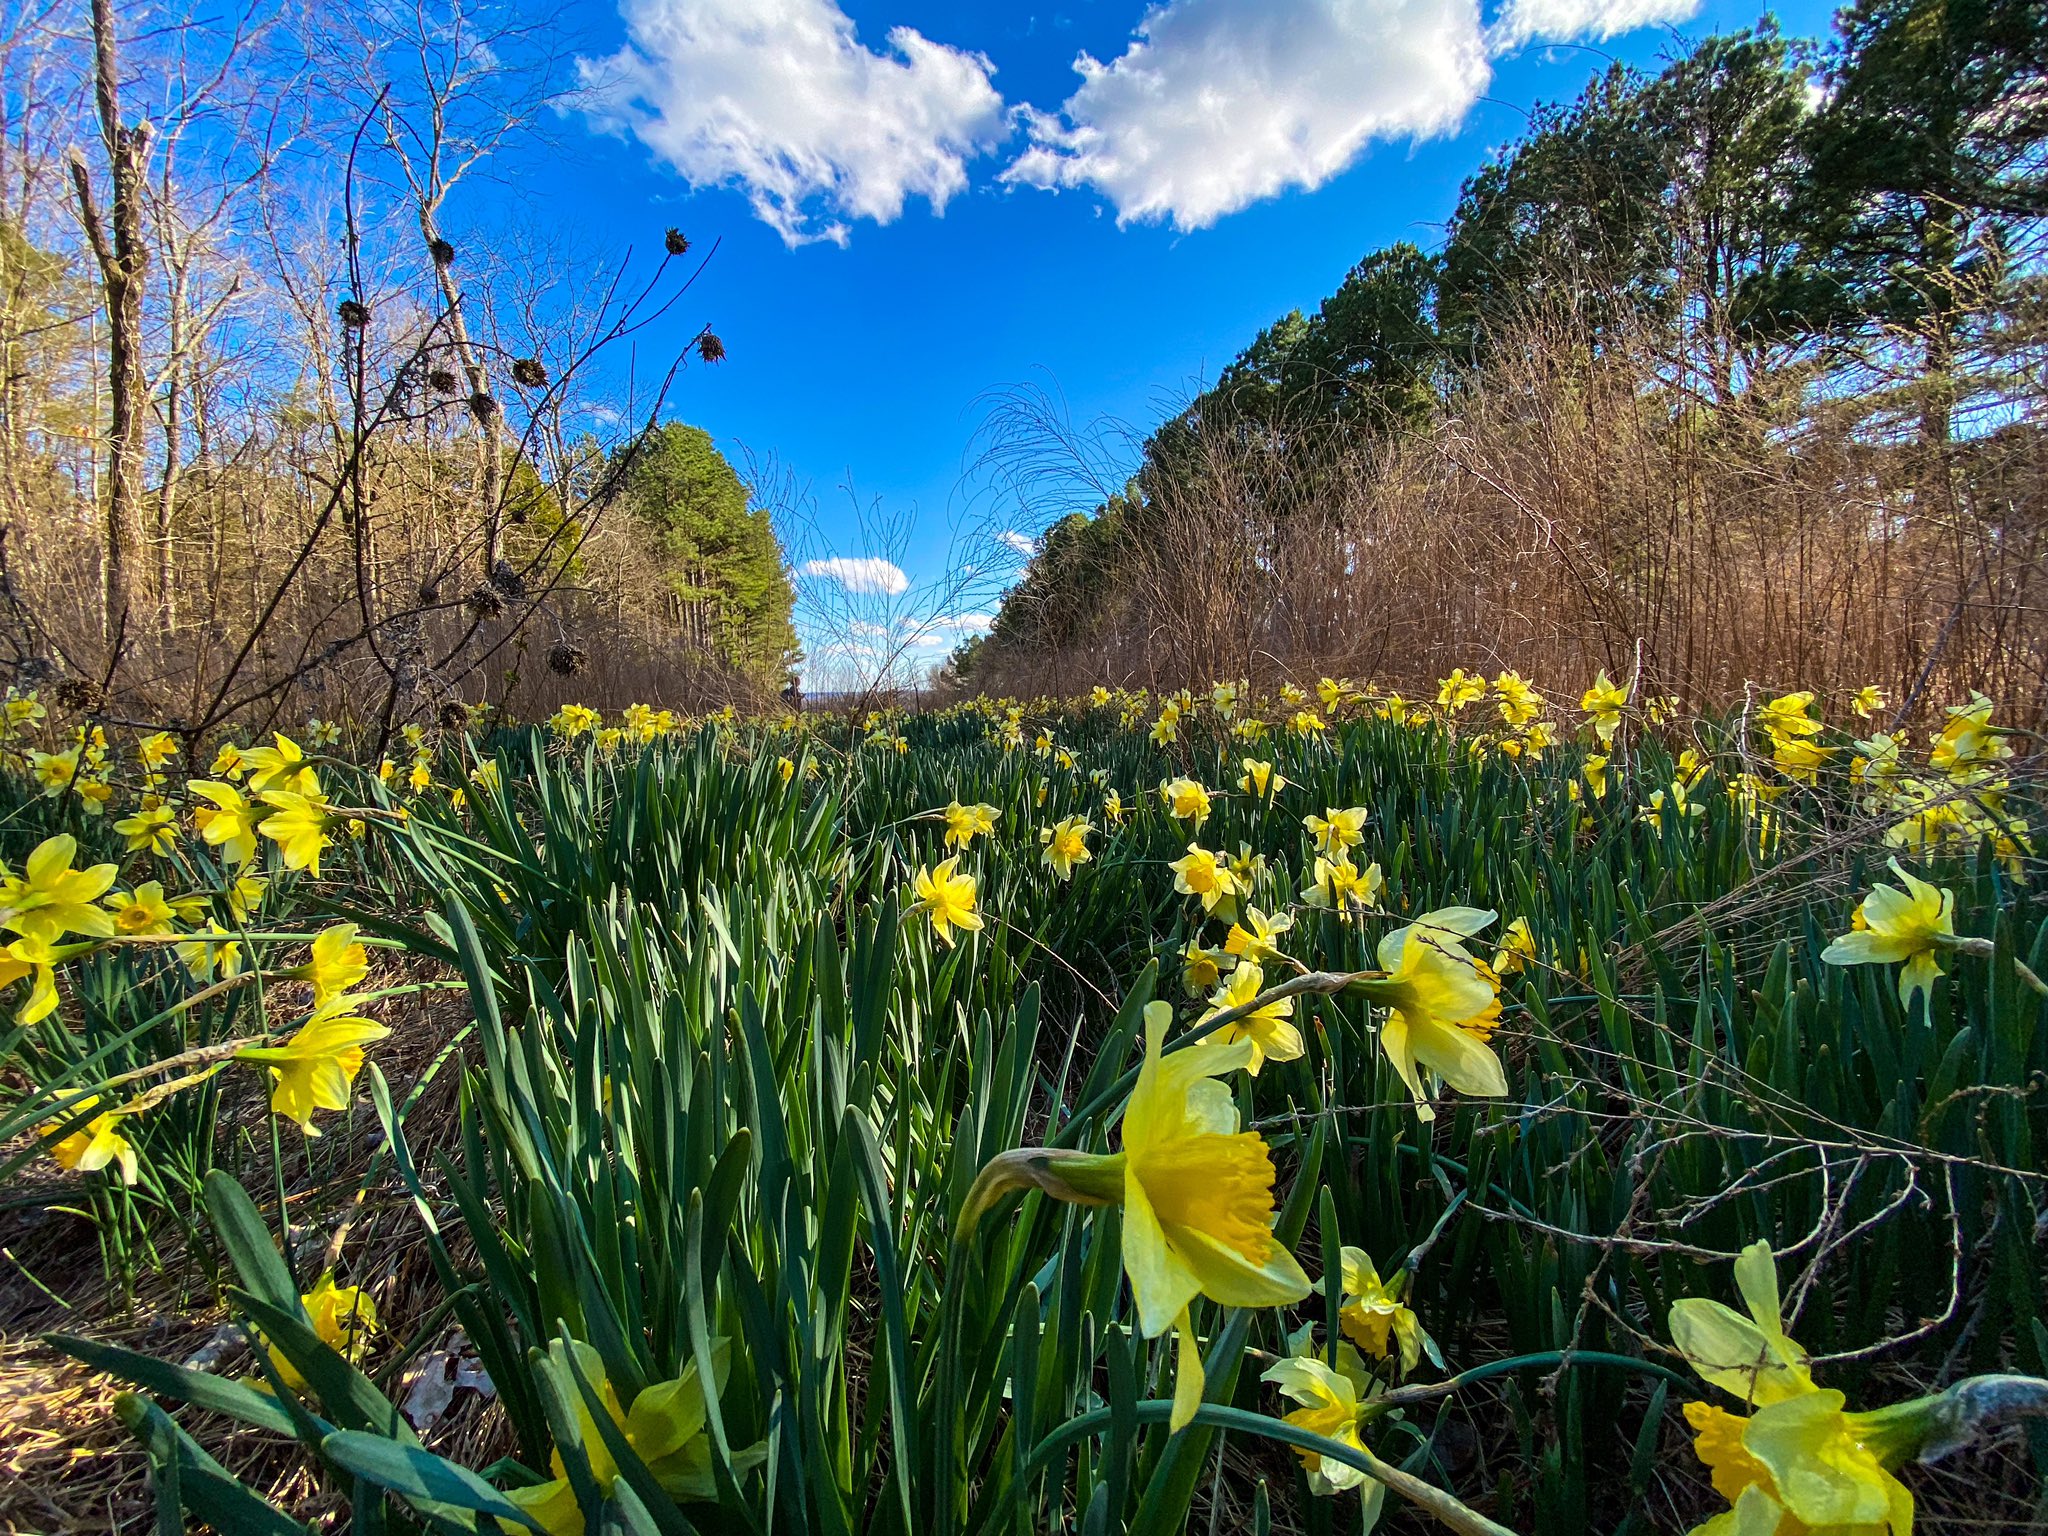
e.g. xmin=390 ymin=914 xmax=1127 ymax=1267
xmin=3 ymin=673 xmax=2041 ymax=1535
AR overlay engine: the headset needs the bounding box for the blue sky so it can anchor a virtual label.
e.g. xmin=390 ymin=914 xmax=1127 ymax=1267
xmin=519 ymin=0 xmax=1839 ymax=680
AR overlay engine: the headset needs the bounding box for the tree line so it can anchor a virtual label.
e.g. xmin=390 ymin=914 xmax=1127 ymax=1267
xmin=951 ymin=0 xmax=2048 ymax=714
xmin=0 ymin=0 xmax=798 ymax=749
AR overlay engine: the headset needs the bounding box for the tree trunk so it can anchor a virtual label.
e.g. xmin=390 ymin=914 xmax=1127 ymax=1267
xmin=69 ymin=0 xmax=151 ymax=653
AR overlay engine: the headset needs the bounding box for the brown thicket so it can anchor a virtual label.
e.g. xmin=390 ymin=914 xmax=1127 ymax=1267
xmin=965 ymin=304 xmax=2048 ymax=722
xmin=0 ymin=0 xmax=772 ymax=754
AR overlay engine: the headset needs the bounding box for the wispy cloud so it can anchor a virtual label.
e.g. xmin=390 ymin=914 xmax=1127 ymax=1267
xmin=1488 ymin=0 xmax=1700 ymax=49
xmin=797 ymin=555 xmax=911 ymax=595
xmin=580 ymin=0 xmax=1006 ymax=247
xmin=995 ymin=529 xmax=1037 ymax=558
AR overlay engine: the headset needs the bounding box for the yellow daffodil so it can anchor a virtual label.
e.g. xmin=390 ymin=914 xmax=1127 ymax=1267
xmin=1771 ymin=736 xmax=1837 ymax=785
xmin=1670 ymin=1241 xmax=1814 ymax=1408
xmin=1581 ymin=671 xmax=1630 ymax=744
xmin=1286 ymin=709 xmax=1326 ymax=737
xmin=1489 ymin=916 xmax=1535 ymax=977
xmin=1223 ymin=906 xmax=1294 ymax=965
xmin=242 ymin=733 xmax=319 ymax=796
xmin=1161 ymin=776 xmax=1212 ymax=828
xmin=29 ymin=747 xmax=82 ymax=795
xmin=1641 ymin=780 xmax=1703 ymax=832
xmin=188 ymin=780 xmax=262 ymax=867
xmin=1238 ymin=758 xmax=1283 ymax=797
xmin=1168 ymin=844 xmax=1238 ymax=916
xmin=1040 ymin=815 xmax=1093 ymax=881
xmin=911 ymin=856 xmax=983 ymax=946
xmin=1301 ymin=854 xmax=1382 ymax=912
xmin=41 ymin=1094 xmax=138 ymax=1184
xmin=179 ymin=920 xmax=246 ymax=981
xmin=1263 ymin=1336 xmax=1384 ymax=1505
xmin=1436 ymin=669 xmax=1485 ymax=713
xmin=1305 ymin=806 xmax=1367 ymax=855
xmin=257 ymin=790 xmax=333 ymax=876
xmin=1337 ymin=1248 xmax=1441 ymax=1375
xmin=1757 ymin=691 xmax=1822 ymax=744
xmin=294 ymin=923 xmax=370 ymax=1007
xmin=1122 ymin=1002 xmax=1312 ymax=1427
xmin=135 ymin=730 xmax=178 ymax=769
xmin=1150 ymin=709 xmax=1181 ymax=747
xmin=235 ymin=1002 xmax=390 ymax=1134
xmin=1583 ymin=754 xmax=1610 ymax=799
xmin=1199 ymin=961 xmax=1301 ymax=1075
xmin=0 ymin=933 xmax=61 ymax=1022
xmin=1210 ymin=681 xmax=1237 ymax=719
xmin=1851 ymin=685 xmax=1885 ymax=720
xmin=1354 ymin=908 xmax=1506 ymax=1122
xmin=1929 ymin=692 xmax=2011 ymax=777
xmin=942 ymin=800 xmax=1000 ymax=850
xmin=550 ymin=704 xmax=600 ymax=739
xmin=1672 ymin=1242 xmax=1914 ymax=1536
xmin=1181 ymin=937 xmax=1231 ymax=994
xmin=503 ymin=1338 xmax=732 ymax=1536
xmin=262 ymin=1271 xmax=377 ymax=1393
xmin=1103 ymin=789 xmax=1125 ymax=824
xmin=105 ymin=882 xmax=179 ymax=936
xmin=1819 ymin=860 xmax=1955 ymax=1017
xmin=209 ymin=741 xmax=246 ymax=777
xmin=1493 ymin=671 xmax=1544 ymax=727
xmin=114 ymin=804 xmax=177 ymax=856
xmin=0 ymin=835 xmax=118 ymax=941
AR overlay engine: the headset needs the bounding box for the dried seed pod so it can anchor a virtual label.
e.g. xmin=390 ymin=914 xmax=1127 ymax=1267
xmin=489 ymin=559 xmax=526 ymax=599
xmin=511 ymin=357 xmax=549 ymax=389
xmin=438 ymin=700 xmax=472 ymax=730
xmin=697 ymin=331 xmax=725 ymax=363
xmin=547 ymin=640 xmax=589 ymax=677
xmin=463 ymin=585 xmax=505 ymax=620
xmin=338 ymin=298 xmax=370 ymax=329
xmin=428 ymin=368 xmax=459 ymax=394
xmin=469 ymin=393 xmax=498 ymax=422
xmin=429 ymin=237 xmax=456 ymax=266
xmin=52 ymin=677 xmax=105 ymax=712
xmin=665 ymin=228 xmax=690 ymax=256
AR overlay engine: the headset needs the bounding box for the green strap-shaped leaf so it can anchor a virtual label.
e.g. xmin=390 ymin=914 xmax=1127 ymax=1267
xmin=47 ymin=1330 xmax=300 ymax=1437
xmin=204 ymin=1170 xmax=299 ymax=1311
xmin=114 ymin=1392 xmax=311 ymax=1536
xmin=321 ymin=1430 xmax=545 ymax=1532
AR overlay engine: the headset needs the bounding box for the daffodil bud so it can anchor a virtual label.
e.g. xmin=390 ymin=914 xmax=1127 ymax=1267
xmin=958 ymin=1147 xmax=1126 ymax=1238
xmin=1861 ymin=1374 xmax=2048 ymax=1467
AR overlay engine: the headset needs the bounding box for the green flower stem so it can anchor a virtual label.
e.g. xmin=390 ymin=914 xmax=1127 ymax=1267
xmin=1026 ymin=1399 xmax=1523 ymax=1536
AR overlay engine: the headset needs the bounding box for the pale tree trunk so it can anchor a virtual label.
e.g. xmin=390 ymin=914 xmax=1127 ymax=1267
xmin=69 ymin=0 xmax=151 ymax=652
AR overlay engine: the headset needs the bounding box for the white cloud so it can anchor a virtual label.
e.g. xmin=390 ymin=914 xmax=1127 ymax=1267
xmin=798 ymin=556 xmax=911 ymax=594
xmin=1487 ymin=0 xmax=1699 ymax=48
xmin=995 ymin=529 xmax=1037 ymax=558
xmin=908 ymin=612 xmax=994 ymax=646
xmin=580 ymin=0 xmax=1006 ymax=247
xmin=1004 ymin=0 xmax=1491 ymax=231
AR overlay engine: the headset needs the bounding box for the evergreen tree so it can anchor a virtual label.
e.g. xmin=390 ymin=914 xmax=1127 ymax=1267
xmin=614 ymin=422 xmax=799 ymax=688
